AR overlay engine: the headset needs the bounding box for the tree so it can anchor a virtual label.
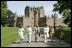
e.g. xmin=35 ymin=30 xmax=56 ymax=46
xmin=1 ymin=1 xmax=15 ymax=27
xmin=7 ymin=9 xmax=14 ymax=19
xmin=53 ymin=1 xmax=71 ymax=27
xmin=6 ymin=9 xmax=15 ymax=26
xmin=63 ymin=9 xmax=71 ymax=26
xmin=1 ymin=1 xmax=7 ymax=26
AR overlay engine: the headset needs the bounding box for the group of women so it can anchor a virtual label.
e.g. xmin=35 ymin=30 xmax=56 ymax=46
xmin=18 ymin=24 xmax=64 ymax=43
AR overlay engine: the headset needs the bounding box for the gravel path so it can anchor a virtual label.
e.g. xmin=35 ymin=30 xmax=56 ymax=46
xmin=9 ymin=32 xmax=71 ymax=47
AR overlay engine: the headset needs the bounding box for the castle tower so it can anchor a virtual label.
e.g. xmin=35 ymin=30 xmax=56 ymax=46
xmin=54 ymin=13 xmax=58 ymax=18
xmin=51 ymin=14 xmax=54 ymax=18
xmin=54 ymin=13 xmax=58 ymax=26
xmin=39 ymin=6 xmax=44 ymax=17
xmin=24 ymin=6 xmax=45 ymax=27
xmin=25 ymin=6 xmax=30 ymax=17
xmin=14 ymin=12 xmax=18 ymax=27
xmin=24 ymin=6 xmax=35 ymax=27
xmin=29 ymin=7 xmax=34 ymax=27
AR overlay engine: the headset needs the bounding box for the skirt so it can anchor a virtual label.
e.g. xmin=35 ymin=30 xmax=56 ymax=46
xmin=18 ymin=32 xmax=24 ymax=39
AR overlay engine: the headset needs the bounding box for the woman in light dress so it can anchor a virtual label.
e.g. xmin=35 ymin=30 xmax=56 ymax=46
xmin=44 ymin=24 xmax=49 ymax=43
xmin=50 ymin=26 xmax=54 ymax=42
xmin=18 ymin=25 xmax=24 ymax=43
xmin=26 ymin=25 xmax=32 ymax=43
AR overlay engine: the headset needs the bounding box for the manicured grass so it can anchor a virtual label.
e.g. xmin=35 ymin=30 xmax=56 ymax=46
xmin=55 ymin=27 xmax=71 ymax=44
xmin=1 ymin=27 xmax=27 ymax=47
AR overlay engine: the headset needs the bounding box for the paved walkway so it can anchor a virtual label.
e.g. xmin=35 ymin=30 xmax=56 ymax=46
xmin=9 ymin=32 xmax=71 ymax=47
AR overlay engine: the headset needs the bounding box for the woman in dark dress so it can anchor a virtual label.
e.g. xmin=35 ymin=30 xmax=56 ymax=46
xmin=58 ymin=25 xmax=64 ymax=42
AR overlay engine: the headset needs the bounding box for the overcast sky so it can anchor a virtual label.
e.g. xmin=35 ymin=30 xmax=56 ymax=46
xmin=7 ymin=1 xmax=63 ymax=18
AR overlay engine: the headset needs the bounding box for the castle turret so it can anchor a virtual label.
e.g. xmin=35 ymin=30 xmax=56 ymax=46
xmin=51 ymin=14 xmax=54 ymax=18
xmin=14 ymin=12 xmax=18 ymax=27
xmin=39 ymin=6 xmax=44 ymax=17
xmin=54 ymin=13 xmax=59 ymax=27
xmin=25 ymin=5 xmax=30 ymax=17
xmin=54 ymin=13 xmax=58 ymax=18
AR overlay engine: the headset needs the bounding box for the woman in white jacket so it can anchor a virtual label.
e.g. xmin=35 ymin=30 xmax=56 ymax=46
xmin=26 ymin=25 xmax=32 ymax=43
xmin=44 ymin=24 xmax=49 ymax=43
xmin=18 ymin=25 xmax=24 ymax=43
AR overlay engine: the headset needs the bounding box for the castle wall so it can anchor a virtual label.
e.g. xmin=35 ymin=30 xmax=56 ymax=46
xmin=23 ymin=17 xmax=34 ymax=27
xmin=54 ymin=18 xmax=61 ymax=26
xmin=46 ymin=17 xmax=63 ymax=27
xmin=46 ymin=17 xmax=54 ymax=26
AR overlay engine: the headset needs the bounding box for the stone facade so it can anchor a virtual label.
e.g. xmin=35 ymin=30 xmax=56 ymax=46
xmin=14 ymin=6 xmax=64 ymax=27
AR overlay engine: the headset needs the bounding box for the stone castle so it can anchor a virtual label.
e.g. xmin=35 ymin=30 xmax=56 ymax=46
xmin=14 ymin=6 xmax=64 ymax=27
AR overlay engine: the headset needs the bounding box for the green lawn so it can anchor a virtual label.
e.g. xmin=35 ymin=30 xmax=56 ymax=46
xmin=55 ymin=27 xmax=71 ymax=44
xmin=1 ymin=27 xmax=27 ymax=47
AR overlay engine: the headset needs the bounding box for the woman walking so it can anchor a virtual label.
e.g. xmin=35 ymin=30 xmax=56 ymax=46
xmin=50 ymin=26 xmax=54 ymax=42
xmin=18 ymin=25 xmax=24 ymax=43
xmin=44 ymin=24 xmax=49 ymax=43
xmin=26 ymin=25 xmax=32 ymax=43
xmin=58 ymin=25 xmax=64 ymax=42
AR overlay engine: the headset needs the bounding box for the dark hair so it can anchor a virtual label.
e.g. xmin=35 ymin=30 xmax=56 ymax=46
xmin=27 ymin=25 xmax=30 ymax=28
xmin=51 ymin=26 xmax=53 ymax=29
xmin=45 ymin=24 xmax=48 ymax=27
xmin=36 ymin=24 xmax=38 ymax=28
xmin=19 ymin=25 xmax=22 ymax=28
xmin=59 ymin=25 xmax=61 ymax=27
